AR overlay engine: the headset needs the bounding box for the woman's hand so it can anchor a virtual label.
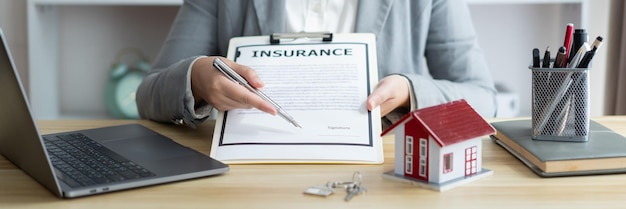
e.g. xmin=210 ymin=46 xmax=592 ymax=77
xmin=366 ymin=75 xmax=411 ymax=116
xmin=190 ymin=56 xmax=277 ymax=115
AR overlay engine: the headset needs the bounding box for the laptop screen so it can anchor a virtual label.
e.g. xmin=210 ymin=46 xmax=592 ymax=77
xmin=0 ymin=28 xmax=62 ymax=196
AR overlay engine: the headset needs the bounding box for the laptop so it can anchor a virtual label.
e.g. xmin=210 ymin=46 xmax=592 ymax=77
xmin=0 ymin=28 xmax=229 ymax=198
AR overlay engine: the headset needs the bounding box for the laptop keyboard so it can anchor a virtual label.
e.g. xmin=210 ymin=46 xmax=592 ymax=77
xmin=43 ymin=133 xmax=156 ymax=188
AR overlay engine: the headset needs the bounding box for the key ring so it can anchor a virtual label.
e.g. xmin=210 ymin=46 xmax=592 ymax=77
xmin=324 ymin=171 xmax=363 ymax=190
xmin=326 ymin=181 xmax=357 ymax=189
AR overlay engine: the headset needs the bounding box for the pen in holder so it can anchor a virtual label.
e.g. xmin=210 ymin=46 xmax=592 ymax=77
xmin=530 ymin=67 xmax=589 ymax=142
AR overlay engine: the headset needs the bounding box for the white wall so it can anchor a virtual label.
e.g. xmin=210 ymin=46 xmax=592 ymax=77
xmin=57 ymin=6 xmax=177 ymax=117
xmin=0 ymin=0 xmax=28 ymax=94
xmin=586 ymin=0 xmax=610 ymax=116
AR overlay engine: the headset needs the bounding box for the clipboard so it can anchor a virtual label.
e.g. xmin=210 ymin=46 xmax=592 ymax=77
xmin=209 ymin=33 xmax=383 ymax=164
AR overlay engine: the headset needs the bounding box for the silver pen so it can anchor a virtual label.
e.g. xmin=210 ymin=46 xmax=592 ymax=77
xmin=212 ymin=57 xmax=302 ymax=128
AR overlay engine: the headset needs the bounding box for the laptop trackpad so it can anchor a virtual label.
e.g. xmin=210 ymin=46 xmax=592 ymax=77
xmin=101 ymin=136 xmax=193 ymax=161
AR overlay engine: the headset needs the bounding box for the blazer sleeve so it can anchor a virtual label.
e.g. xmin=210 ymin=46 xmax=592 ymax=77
xmin=407 ymin=0 xmax=497 ymax=118
xmin=136 ymin=0 xmax=220 ymax=127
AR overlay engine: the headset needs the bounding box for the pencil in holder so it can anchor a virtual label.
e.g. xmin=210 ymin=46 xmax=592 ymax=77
xmin=530 ymin=67 xmax=589 ymax=142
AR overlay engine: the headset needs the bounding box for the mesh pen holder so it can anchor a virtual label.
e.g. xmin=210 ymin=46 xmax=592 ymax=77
xmin=531 ymin=67 xmax=589 ymax=142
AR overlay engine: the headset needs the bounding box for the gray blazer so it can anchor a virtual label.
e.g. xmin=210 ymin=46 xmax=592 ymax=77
xmin=136 ymin=0 xmax=497 ymax=127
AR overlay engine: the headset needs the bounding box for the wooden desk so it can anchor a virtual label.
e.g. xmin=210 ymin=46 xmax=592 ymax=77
xmin=2 ymin=117 xmax=626 ymax=208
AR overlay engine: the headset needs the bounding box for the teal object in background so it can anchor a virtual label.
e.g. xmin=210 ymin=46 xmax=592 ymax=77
xmin=105 ymin=48 xmax=151 ymax=119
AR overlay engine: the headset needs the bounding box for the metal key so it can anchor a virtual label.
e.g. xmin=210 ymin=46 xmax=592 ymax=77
xmin=303 ymin=185 xmax=334 ymax=197
xmin=344 ymin=184 xmax=367 ymax=202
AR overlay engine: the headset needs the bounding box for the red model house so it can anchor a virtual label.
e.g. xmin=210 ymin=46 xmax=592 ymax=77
xmin=381 ymin=99 xmax=495 ymax=191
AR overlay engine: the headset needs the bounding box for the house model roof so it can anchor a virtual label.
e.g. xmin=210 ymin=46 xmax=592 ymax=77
xmin=381 ymin=99 xmax=495 ymax=147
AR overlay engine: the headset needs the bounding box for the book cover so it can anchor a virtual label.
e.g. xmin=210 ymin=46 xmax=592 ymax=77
xmin=490 ymin=119 xmax=626 ymax=177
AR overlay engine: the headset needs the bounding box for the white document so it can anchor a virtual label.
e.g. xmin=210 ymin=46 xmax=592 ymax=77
xmin=210 ymin=33 xmax=383 ymax=164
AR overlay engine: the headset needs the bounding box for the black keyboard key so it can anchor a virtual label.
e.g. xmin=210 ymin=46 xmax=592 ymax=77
xmin=119 ymin=170 xmax=141 ymax=179
xmin=106 ymin=174 xmax=126 ymax=182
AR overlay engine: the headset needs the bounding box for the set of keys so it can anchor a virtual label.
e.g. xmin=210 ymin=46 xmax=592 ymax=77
xmin=303 ymin=171 xmax=367 ymax=202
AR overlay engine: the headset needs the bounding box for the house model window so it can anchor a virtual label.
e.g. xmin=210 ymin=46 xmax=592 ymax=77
xmin=405 ymin=136 xmax=413 ymax=155
xmin=405 ymin=136 xmax=414 ymax=175
xmin=405 ymin=156 xmax=413 ymax=174
xmin=418 ymin=138 xmax=427 ymax=178
xmin=443 ymin=153 xmax=453 ymax=174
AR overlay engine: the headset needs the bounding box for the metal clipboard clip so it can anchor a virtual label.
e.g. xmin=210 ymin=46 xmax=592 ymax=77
xmin=269 ymin=32 xmax=333 ymax=44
